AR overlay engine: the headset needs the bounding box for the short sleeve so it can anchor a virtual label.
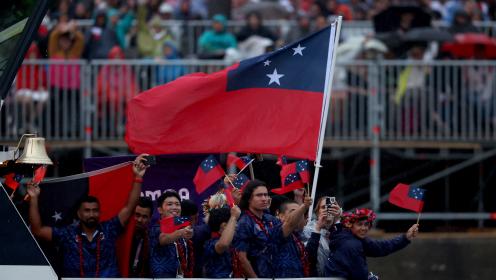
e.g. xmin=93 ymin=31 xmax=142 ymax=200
xmin=233 ymin=217 xmax=251 ymax=252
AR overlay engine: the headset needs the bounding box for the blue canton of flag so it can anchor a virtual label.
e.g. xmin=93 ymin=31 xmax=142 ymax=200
xmin=239 ymin=156 xmax=252 ymax=165
xmin=175 ymin=216 xmax=190 ymax=225
xmin=201 ymin=155 xmax=221 ymax=172
xmin=296 ymin=160 xmax=309 ymax=172
xmin=408 ymin=186 xmax=425 ymax=201
xmin=232 ymin=173 xmax=250 ymax=190
xmin=227 ymin=26 xmax=333 ymax=92
xmin=285 ymin=173 xmax=302 ymax=186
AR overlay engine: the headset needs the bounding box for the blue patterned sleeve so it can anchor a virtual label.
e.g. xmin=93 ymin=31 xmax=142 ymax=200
xmin=233 ymin=217 xmax=250 ymax=252
xmin=362 ymin=234 xmax=410 ymax=258
xmin=51 ymin=226 xmax=66 ymax=244
xmin=102 ymin=216 xmax=124 ymax=239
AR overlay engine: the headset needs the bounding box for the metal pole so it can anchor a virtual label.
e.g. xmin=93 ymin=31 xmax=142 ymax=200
xmin=369 ymin=60 xmax=381 ymax=213
xmin=308 ymin=17 xmax=342 ymax=218
xmin=83 ymin=62 xmax=92 ymax=159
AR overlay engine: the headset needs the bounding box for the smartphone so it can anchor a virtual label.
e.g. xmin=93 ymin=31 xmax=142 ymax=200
xmin=325 ymin=197 xmax=336 ymax=222
xmin=143 ymin=155 xmax=157 ymax=166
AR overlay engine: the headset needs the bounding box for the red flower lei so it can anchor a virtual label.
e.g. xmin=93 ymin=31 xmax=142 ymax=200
xmin=77 ymin=232 xmax=102 ymax=277
xmin=244 ymin=210 xmax=272 ymax=237
xmin=292 ymin=233 xmax=310 ymax=277
xmin=176 ymin=238 xmax=194 ymax=277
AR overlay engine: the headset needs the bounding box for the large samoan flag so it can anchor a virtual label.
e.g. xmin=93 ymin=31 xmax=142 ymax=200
xmin=125 ymin=22 xmax=339 ymax=160
xmin=37 ymin=162 xmax=136 ymax=277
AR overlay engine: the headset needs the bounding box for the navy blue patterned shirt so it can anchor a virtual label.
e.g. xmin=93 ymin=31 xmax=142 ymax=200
xmin=52 ymin=216 xmax=123 ymax=277
xmin=203 ymin=237 xmax=232 ymax=278
xmin=232 ymin=211 xmax=282 ymax=278
xmin=148 ymin=224 xmax=179 ymax=278
xmin=273 ymin=232 xmax=305 ymax=278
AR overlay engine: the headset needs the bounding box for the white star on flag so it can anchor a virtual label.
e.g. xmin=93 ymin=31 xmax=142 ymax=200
xmin=263 ymin=60 xmax=271 ymax=66
xmin=267 ymin=68 xmax=284 ymax=86
xmin=52 ymin=211 xmax=62 ymax=222
xmin=292 ymin=44 xmax=306 ymax=56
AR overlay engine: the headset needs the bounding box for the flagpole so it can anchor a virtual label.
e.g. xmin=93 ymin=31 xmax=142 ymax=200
xmin=308 ymin=17 xmax=342 ymax=219
xmin=248 ymin=164 xmax=256 ymax=180
xmin=236 ymin=159 xmax=255 ymax=177
xmin=416 ymin=212 xmax=421 ymax=225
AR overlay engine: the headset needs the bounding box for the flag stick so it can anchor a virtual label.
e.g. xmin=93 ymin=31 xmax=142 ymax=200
xmin=248 ymin=164 xmax=255 ymax=180
xmin=224 ymin=173 xmax=236 ymax=189
xmin=307 ymin=17 xmax=342 ymax=218
xmin=416 ymin=212 xmax=421 ymax=225
xmin=236 ymin=159 xmax=255 ymax=177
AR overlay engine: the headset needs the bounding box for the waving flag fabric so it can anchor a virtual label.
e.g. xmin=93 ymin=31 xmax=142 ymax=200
xmin=160 ymin=216 xmax=191 ymax=234
xmin=193 ymin=155 xmax=225 ymax=194
xmin=388 ymin=183 xmax=426 ymax=213
xmin=231 ymin=173 xmax=250 ymax=191
xmin=33 ymin=165 xmax=48 ymax=184
xmin=272 ymin=162 xmax=304 ymax=194
xmin=296 ymin=160 xmax=310 ymax=183
xmin=276 ymin=155 xmax=288 ymax=166
xmin=126 ymin=23 xmax=338 ymax=160
xmin=227 ymin=154 xmax=253 ymax=170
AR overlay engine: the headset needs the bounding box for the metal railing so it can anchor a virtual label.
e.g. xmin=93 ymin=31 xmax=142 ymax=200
xmin=3 ymin=59 xmax=496 ymax=148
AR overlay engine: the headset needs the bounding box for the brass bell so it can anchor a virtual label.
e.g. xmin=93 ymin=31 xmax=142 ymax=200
xmin=16 ymin=137 xmax=53 ymax=165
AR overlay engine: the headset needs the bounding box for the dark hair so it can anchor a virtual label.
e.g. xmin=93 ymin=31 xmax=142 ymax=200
xmin=269 ymin=195 xmax=290 ymax=216
xmin=137 ymin=197 xmax=154 ymax=213
xmin=77 ymin=195 xmax=100 ymax=209
xmin=208 ymin=208 xmax=231 ymax=232
xmin=278 ymin=199 xmax=298 ymax=215
xmin=181 ymin=199 xmax=198 ymax=217
xmin=239 ymin=179 xmax=267 ymax=210
xmin=314 ymin=196 xmax=327 ymax=216
xmin=157 ymin=191 xmax=181 ymax=208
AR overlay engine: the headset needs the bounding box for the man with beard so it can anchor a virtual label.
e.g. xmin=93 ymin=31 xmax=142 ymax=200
xmin=27 ymin=154 xmax=148 ymax=277
xmin=129 ymin=197 xmax=153 ymax=277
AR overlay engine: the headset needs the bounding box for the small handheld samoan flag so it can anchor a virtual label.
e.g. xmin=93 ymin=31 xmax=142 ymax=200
xmin=231 ymin=173 xmax=250 ymax=191
xmin=227 ymin=154 xmax=253 ymax=170
xmin=388 ymin=183 xmax=426 ymax=213
xmin=296 ymin=160 xmax=310 ymax=183
xmin=160 ymin=216 xmax=191 ymax=234
xmin=276 ymin=155 xmax=288 ymax=166
xmin=33 ymin=165 xmax=48 ymax=184
xmin=3 ymin=173 xmax=22 ymax=191
xmin=193 ymin=155 xmax=225 ymax=194
xmin=272 ymin=171 xmax=304 ymax=195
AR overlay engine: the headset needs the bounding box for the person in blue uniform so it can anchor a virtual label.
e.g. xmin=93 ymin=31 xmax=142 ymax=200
xmin=203 ymin=205 xmax=241 ymax=278
xmin=149 ymin=191 xmax=194 ymax=278
xmin=27 ymin=154 xmax=148 ymax=277
xmin=273 ymin=199 xmax=320 ymax=277
xmin=233 ymin=180 xmax=312 ymax=278
xmin=325 ymin=208 xmax=419 ymax=280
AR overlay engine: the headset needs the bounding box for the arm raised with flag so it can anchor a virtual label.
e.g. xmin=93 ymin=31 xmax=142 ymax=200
xmin=117 ymin=154 xmax=148 ymax=226
xmin=27 ymin=154 xmax=149 ymax=241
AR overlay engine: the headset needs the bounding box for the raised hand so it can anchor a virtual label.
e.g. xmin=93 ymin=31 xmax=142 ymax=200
xmin=406 ymin=224 xmax=419 ymax=240
xmin=231 ymin=205 xmax=241 ymax=220
xmin=133 ymin=154 xmax=149 ymax=178
xmin=26 ymin=182 xmax=40 ymax=198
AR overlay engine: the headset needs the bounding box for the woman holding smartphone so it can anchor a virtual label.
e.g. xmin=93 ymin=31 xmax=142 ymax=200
xmin=302 ymin=196 xmax=342 ymax=277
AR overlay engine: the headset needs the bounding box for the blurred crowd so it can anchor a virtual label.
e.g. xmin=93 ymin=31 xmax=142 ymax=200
xmin=24 ymin=0 xmax=496 ymax=63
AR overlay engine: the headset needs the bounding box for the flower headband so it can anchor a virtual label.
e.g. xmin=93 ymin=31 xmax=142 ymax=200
xmin=341 ymin=208 xmax=376 ymax=225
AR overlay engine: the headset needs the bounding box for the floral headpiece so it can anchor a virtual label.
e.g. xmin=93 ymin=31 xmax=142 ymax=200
xmin=201 ymin=191 xmax=229 ymax=222
xmin=341 ymin=208 xmax=376 ymax=225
